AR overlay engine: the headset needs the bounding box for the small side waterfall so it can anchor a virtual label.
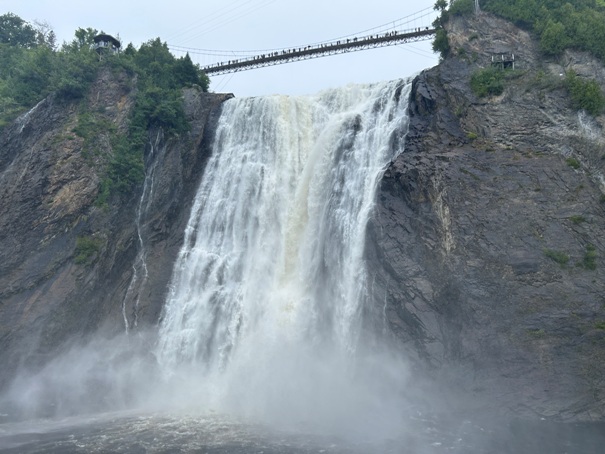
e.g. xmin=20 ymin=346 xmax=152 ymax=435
xmin=122 ymin=130 xmax=163 ymax=331
xmin=154 ymin=79 xmax=413 ymax=430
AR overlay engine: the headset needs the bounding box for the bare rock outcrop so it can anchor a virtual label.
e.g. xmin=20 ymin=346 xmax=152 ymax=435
xmin=368 ymin=12 xmax=605 ymax=421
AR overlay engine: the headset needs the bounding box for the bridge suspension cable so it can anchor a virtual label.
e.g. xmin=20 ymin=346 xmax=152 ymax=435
xmin=168 ymin=6 xmax=437 ymax=65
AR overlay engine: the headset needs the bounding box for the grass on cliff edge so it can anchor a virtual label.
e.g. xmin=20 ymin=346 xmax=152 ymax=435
xmin=565 ymin=71 xmax=605 ymax=116
xmin=544 ymin=248 xmax=570 ymax=266
xmin=74 ymin=236 xmax=103 ymax=265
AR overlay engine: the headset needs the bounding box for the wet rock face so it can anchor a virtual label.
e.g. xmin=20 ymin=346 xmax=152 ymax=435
xmin=368 ymin=13 xmax=605 ymax=421
xmin=0 ymin=68 xmax=232 ymax=388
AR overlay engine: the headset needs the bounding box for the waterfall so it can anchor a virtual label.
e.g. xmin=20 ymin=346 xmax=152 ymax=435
xmin=122 ymin=130 xmax=163 ymax=332
xmin=155 ymin=79 xmax=412 ymax=431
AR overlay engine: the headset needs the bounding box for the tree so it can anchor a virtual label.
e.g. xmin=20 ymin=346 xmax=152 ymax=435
xmin=134 ymin=38 xmax=176 ymax=88
xmin=565 ymin=71 xmax=605 ymax=116
xmin=449 ymin=0 xmax=476 ymax=16
xmin=434 ymin=0 xmax=448 ymax=11
xmin=540 ymin=20 xmax=567 ymax=55
xmin=33 ymin=20 xmax=57 ymax=49
xmin=0 ymin=13 xmax=38 ymax=48
xmin=432 ymin=28 xmax=450 ymax=59
xmin=10 ymin=45 xmax=54 ymax=105
xmin=175 ymin=53 xmax=209 ymax=90
xmin=62 ymin=27 xmax=98 ymax=53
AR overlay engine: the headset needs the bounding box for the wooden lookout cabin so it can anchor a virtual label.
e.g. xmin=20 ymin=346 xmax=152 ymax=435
xmin=93 ymin=33 xmax=121 ymax=55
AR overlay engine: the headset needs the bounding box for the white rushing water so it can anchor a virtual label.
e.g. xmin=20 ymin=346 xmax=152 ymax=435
xmin=155 ymin=79 xmax=412 ymax=434
xmin=122 ymin=130 xmax=164 ymax=331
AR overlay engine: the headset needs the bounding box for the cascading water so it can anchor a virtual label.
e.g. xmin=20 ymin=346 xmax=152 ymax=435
xmin=155 ymin=79 xmax=412 ymax=433
xmin=122 ymin=130 xmax=164 ymax=331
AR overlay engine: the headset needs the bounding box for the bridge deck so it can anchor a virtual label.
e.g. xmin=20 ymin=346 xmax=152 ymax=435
xmin=202 ymin=28 xmax=436 ymax=75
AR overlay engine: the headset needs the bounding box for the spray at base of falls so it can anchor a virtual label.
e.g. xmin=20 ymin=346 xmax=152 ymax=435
xmin=155 ymin=79 xmax=413 ymax=435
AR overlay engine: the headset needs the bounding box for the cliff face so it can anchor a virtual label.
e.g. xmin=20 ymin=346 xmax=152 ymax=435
xmin=0 ymin=67 xmax=231 ymax=388
xmin=367 ymin=12 xmax=605 ymax=421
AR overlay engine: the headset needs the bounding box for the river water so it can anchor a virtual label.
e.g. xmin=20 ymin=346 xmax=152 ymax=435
xmin=2 ymin=409 xmax=604 ymax=453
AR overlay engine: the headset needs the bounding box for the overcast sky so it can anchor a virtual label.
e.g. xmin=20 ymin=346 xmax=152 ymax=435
xmin=2 ymin=0 xmax=439 ymax=97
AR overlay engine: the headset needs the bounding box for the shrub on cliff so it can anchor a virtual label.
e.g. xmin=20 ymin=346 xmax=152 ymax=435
xmin=539 ymin=20 xmax=568 ymax=56
xmin=565 ymin=71 xmax=605 ymax=116
xmin=432 ymin=28 xmax=451 ymax=60
xmin=470 ymin=67 xmax=505 ymax=97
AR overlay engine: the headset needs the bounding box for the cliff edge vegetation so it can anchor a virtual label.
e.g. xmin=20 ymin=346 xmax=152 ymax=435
xmin=434 ymin=0 xmax=605 ymax=61
xmin=0 ymin=14 xmax=209 ymax=200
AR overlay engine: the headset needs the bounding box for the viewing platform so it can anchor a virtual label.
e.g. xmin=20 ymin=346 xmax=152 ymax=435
xmin=93 ymin=34 xmax=121 ymax=55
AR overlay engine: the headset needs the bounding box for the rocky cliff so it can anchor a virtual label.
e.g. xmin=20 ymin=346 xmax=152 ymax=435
xmin=367 ymin=12 xmax=605 ymax=421
xmin=0 ymin=67 xmax=231 ymax=388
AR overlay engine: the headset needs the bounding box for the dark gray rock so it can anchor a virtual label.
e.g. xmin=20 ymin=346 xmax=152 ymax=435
xmin=0 ymin=67 xmax=232 ymax=388
xmin=367 ymin=12 xmax=605 ymax=422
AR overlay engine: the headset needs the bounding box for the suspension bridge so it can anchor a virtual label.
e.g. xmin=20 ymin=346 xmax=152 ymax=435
xmin=168 ymin=6 xmax=438 ymax=76
xmin=198 ymin=27 xmax=435 ymax=75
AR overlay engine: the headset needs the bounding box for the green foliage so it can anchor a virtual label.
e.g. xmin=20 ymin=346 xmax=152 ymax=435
xmin=61 ymin=27 xmax=98 ymax=53
xmin=8 ymin=45 xmax=55 ymax=105
xmin=432 ymin=1 xmax=605 ymax=65
xmin=470 ymin=67 xmax=505 ymax=97
xmin=434 ymin=0 xmax=448 ymax=12
xmin=431 ymin=0 xmax=475 ymax=59
xmin=568 ymin=214 xmax=587 ymax=224
xmin=74 ymin=235 xmax=103 ymax=265
xmin=526 ymin=328 xmax=546 ymax=338
xmin=449 ymin=0 xmax=476 ymax=16
xmin=0 ymin=13 xmax=211 ymax=203
xmin=73 ymin=112 xmax=117 ymax=159
xmin=566 ymin=157 xmax=581 ymax=169
xmin=0 ymin=13 xmax=39 ymax=47
xmin=106 ymin=135 xmax=145 ymax=195
xmin=582 ymin=244 xmax=597 ymax=270
xmin=53 ymin=48 xmax=99 ymax=99
xmin=432 ymin=28 xmax=450 ymax=59
xmin=540 ymin=20 xmax=568 ymax=55
xmin=431 ymin=1 xmax=451 ymax=59
xmin=564 ymin=71 xmax=605 ymax=116
xmin=544 ymin=248 xmax=570 ymax=266
xmin=482 ymin=0 xmax=605 ymax=61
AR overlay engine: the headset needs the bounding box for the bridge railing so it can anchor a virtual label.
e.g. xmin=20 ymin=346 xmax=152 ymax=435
xmin=202 ymin=28 xmax=436 ymax=75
